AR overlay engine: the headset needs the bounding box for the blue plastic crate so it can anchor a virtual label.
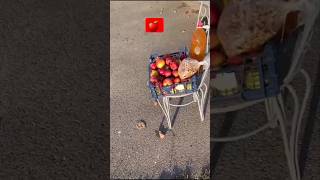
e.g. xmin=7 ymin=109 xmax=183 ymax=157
xmin=242 ymin=43 xmax=280 ymax=100
xmin=261 ymin=44 xmax=280 ymax=97
xmin=242 ymin=57 xmax=266 ymax=100
xmin=147 ymin=47 xmax=202 ymax=100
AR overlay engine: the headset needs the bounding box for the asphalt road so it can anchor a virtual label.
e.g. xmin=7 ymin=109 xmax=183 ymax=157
xmin=1 ymin=1 xmax=108 ymax=179
xmin=110 ymin=1 xmax=210 ymax=179
xmin=1 ymin=0 xmax=318 ymax=179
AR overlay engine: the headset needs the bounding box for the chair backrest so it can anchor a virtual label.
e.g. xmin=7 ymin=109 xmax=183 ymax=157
xmin=284 ymin=0 xmax=320 ymax=84
xmin=196 ymin=1 xmax=210 ymax=54
xmin=198 ymin=53 xmax=210 ymax=89
xmin=195 ymin=1 xmax=210 ymax=89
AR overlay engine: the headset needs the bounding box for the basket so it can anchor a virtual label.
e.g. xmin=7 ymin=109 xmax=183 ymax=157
xmin=148 ymin=47 xmax=202 ymax=100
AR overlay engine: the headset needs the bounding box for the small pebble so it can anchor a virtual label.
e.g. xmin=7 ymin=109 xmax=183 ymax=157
xmin=173 ymin=9 xmax=177 ymax=13
xmin=181 ymin=30 xmax=186 ymax=33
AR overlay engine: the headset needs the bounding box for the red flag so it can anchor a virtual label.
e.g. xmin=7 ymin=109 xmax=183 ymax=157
xmin=145 ymin=18 xmax=164 ymax=32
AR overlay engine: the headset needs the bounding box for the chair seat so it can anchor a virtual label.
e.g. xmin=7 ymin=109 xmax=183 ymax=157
xmin=162 ymin=92 xmax=194 ymax=98
xmin=210 ymin=27 xmax=305 ymax=114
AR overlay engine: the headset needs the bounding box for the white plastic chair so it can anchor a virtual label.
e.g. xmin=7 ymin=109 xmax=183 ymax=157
xmin=211 ymin=1 xmax=320 ymax=180
xmin=156 ymin=1 xmax=210 ymax=129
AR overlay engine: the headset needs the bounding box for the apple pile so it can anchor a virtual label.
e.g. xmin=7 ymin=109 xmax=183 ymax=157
xmin=150 ymin=56 xmax=182 ymax=88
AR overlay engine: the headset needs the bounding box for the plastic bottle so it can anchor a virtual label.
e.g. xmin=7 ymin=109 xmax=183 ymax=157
xmin=190 ymin=28 xmax=207 ymax=61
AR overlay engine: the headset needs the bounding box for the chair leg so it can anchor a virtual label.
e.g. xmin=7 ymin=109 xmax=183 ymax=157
xmin=275 ymin=95 xmax=299 ymax=180
xmin=264 ymin=100 xmax=270 ymax=120
xmin=163 ymin=97 xmax=172 ymax=129
xmin=198 ymin=84 xmax=208 ymax=122
xmin=201 ymin=84 xmax=208 ymax=111
xmin=275 ymin=70 xmax=311 ymax=180
xmin=157 ymin=98 xmax=172 ymax=129
xmin=194 ymin=92 xmax=204 ymax=122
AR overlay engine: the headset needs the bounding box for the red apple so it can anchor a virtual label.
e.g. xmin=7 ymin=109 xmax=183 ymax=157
xmin=158 ymin=68 xmax=165 ymax=76
xmin=163 ymin=78 xmax=173 ymax=87
xmin=150 ymin=77 xmax=158 ymax=84
xmin=164 ymin=70 xmax=172 ymax=77
xmin=148 ymin=21 xmax=158 ymax=32
xmin=169 ymin=62 xmax=178 ymax=71
xmin=172 ymin=70 xmax=179 ymax=77
xmin=174 ymin=77 xmax=181 ymax=84
xmin=165 ymin=57 xmax=174 ymax=65
xmin=150 ymin=63 xmax=157 ymax=70
xmin=156 ymin=57 xmax=165 ymax=69
xmin=150 ymin=70 xmax=159 ymax=78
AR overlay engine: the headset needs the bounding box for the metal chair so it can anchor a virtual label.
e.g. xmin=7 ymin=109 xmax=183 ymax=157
xmin=211 ymin=1 xmax=320 ymax=180
xmin=156 ymin=1 xmax=210 ymax=129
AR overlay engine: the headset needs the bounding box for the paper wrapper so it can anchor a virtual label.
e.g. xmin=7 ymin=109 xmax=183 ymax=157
xmin=217 ymin=0 xmax=304 ymax=57
xmin=178 ymin=58 xmax=205 ymax=80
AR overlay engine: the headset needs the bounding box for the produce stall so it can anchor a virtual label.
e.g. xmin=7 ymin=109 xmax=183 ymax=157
xmin=147 ymin=1 xmax=210 ymax=130
xmin=210 ymin=0 xmax=320 ymax=180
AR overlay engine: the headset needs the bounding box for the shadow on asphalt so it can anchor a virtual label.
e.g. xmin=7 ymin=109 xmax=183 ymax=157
xmin=299 ymin=58 xmax=320 ymax=177
xmin=210 ymin=111 xmax=238 ymax=178
xmin=157 ymin=92 xmax=210 ymax=134
xmin=138 ymin=161 xmax=210 ymax=179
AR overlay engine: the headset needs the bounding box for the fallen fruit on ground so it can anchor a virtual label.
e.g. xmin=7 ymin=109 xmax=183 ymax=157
xmin=159 ymin=131 xmax=165 ymax=139
xmin=136 ymin=120 xmax=146 ymax=129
